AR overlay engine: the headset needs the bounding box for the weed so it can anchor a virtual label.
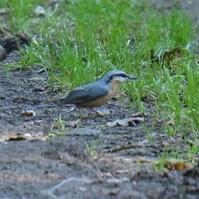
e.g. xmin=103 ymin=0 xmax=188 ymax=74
xmin=86 ymin=140 xmax=98 ymax=158
xmin=48 ymin=115 xmax=65 ymax=137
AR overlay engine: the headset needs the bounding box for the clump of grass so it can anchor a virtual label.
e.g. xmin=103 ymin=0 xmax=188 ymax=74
xmin=126 ymin=7 xmax=198 ymax=135
xmin=86 ymin=140 xmax=99 ymax=158
xmin=27 ymin=0 xmax=135 ymax=86
xmin=4 ymin=0 xmax=44 ymax=31
xmin=47 ymin=115 xmax=65 ymax=137
xmin=154 ymin=142 xmax=198 ymax=171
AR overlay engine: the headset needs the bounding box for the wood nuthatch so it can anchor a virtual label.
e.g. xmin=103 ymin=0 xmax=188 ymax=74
xmin=58 ymin=70 xmax=136 ymax=108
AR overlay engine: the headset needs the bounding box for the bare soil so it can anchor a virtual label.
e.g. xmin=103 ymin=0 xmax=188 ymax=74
xmin=0 ymin=1 xmax=199 ymax=198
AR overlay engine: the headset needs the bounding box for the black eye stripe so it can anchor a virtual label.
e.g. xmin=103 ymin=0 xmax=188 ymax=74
xmin=111 ymin=73 xmax=127 ymax=78
xmin=119 ymin=73 xmax=128 ymax=78
xmin=104 ymin=72 xmax=128 ymax=83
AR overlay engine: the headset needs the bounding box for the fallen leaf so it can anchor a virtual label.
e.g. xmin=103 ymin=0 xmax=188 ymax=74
xmin=21 ymin=110 xmax=36 ymax=117
xmin=115 ymin=170 xmax=129 ymax=174
xmin=131 ymin=112 xmax=147 ymax=117
xmin=165 ymin=160 xmax=192 ymax=171
xmin=163 ymin=47 xmax=184 ymax=63
xmin=3 ymin=133 xmax=46 ymax=142
xmin=106 ymin=117 xmax=144 ymax=127
xmin=66 ymin=119 xmax=80 ymax=128
xmin=6 ymin=135 xmax=26 ymax=142
xmin=25 ymin=133 xmax=46 ymax=141
xmin=95 ymin=108 xmax=110 ymax=116
xmin=166 ymin=119 xmax=175 ymax=125
xmin=150 ymin=47 xmax=186 ymax=66
xmin=107 ymin=120 xmax=126 ymax=127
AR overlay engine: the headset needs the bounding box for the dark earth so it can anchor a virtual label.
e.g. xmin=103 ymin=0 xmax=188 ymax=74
xmin=0 ymin=1 xmax=199 ymax=199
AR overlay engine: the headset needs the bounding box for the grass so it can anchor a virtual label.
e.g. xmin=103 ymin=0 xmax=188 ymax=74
xmin=47 ymin=115 xmax=66 ymax=137
xmin=154 ymin=143 xmax=198 ymax=171
xmin=86 ymin=141 xmax=98 ymax=158
xmin=1 ymin=1 xmax=199 ymax=146
xmin=2 ymin=0 xmax=44 ymax=31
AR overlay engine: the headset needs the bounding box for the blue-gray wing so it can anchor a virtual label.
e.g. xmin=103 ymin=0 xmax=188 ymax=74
xmin=64 ymin=81 xmax=108 ymax=104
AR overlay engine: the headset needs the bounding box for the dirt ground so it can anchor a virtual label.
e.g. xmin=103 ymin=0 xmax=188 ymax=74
xmin=0 ymin=1 xmax=199 ymax=199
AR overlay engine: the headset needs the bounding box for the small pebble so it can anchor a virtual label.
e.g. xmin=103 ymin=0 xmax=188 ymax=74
xmin=34 ymin=5 xmax=46 ymax=17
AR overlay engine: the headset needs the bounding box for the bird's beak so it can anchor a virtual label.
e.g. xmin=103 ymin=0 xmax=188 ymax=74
xmin=128 ymin=76 xmax=137 ymax=80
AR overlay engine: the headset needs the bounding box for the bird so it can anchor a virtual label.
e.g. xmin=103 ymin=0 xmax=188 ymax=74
xmin=55 ymin=70 xmax=137 ymax=109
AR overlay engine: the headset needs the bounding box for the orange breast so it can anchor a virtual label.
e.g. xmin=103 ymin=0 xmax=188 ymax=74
xmin=78 ymin=81 xmax=120 ymax=108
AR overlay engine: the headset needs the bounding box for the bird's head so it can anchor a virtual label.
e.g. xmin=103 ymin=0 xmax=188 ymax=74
xmin=102 ymin=70 xmax=137 ymax=84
